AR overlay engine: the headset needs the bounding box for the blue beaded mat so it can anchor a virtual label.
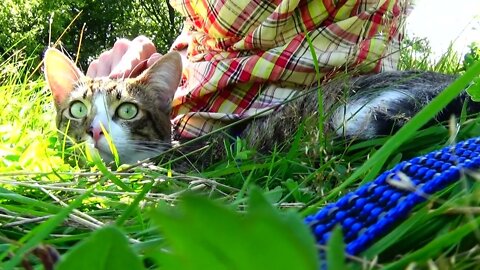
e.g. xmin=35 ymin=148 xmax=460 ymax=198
xmin=304 ymin=137 xmax=480 ymax=255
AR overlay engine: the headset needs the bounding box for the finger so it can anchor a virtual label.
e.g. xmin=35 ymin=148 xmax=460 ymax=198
xmin=109 ymin=39 xmax=131 ymax=78
xmin=111 ymin=36 xmax=158 ymax=78
xmin=134 ymin=35 xmax=157 ymax=60
xmin=95 ymin=50 xmax=113 ymax=77
xmin=111 ymin=47 xmax=142 ymax=79
xmin=146 ymin=53 xmax=162 ymax=68
xmin=86 ymin=59 xmax=98 ymax=77
xmin=129 ymin=36 xmax=157 ymax=77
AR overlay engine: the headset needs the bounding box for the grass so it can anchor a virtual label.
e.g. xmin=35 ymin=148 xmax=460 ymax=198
xmin=1 ymin=38 xmax=480 ymax=269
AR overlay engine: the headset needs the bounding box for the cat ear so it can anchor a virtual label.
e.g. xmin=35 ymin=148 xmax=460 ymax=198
xmin=44 ymin=48 xmax=84 ymax=105
xmin=137 ymin=52 xmax=182 ymax=106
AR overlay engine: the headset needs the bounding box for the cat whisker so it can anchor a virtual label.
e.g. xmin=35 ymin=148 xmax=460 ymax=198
xmin=111 ymin=141 xmax=171 ymax=154
xmin=113 ymin=140 xmax=172 ymax=148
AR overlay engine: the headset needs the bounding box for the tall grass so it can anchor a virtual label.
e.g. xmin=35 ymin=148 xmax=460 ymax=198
xmin=0 ymin=39 xmax=480 ymax=269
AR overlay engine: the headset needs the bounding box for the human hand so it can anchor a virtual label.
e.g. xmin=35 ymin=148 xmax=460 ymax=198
xmin=87 ymin=35 xmax=162 ymax=78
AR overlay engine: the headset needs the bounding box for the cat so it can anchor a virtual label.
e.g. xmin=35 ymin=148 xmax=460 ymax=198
xmin=44 ymin=48 xmax=181 ymax=164
xmin=43 ymin=48 xmax=480 ymax=169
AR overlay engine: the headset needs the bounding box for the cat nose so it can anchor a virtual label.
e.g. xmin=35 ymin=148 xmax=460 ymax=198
xmin=88 ymin=126 xmax=104 ymax=143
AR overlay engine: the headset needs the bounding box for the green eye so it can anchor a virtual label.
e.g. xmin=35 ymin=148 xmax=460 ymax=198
xmin=116 ymin=103 xmax=138 ymax=120
xmin=69 ymin=101 xmax=88 ymax=118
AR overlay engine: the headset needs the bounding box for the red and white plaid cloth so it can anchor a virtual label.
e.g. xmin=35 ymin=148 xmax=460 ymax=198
xmin=169 ymin=0 xmax=409 ymax=139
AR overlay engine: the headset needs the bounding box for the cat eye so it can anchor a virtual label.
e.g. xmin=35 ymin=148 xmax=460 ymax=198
xmin=116 ymin=103 xmax=138 ymax=120
xmin=69 ymin=101 xmax=88 ymax=119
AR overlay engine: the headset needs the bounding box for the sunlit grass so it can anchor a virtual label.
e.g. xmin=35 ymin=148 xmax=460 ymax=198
xmin=0 ymin=53 xmax=69 ymax=173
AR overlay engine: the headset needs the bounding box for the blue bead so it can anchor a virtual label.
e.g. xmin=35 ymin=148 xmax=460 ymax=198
xmin=441 ymin=163 xmax=452 ymax=171
xmin=363 ymin=202 xmax=375 ymax=212
xmin=376 ymin=172 xmax=388 ymax=184
xmin=416 ymin=167 xmax=428 ymax=178
xmin=405 ymin=193 xmax=423 ymax=205
xmin=356 ymin=185 xmax=370 ymax=196
xmin=321 ymin=232 xmax=331 ymax=244
xmin=348 ymin=194 xmax=360 ymax=204
xmin=402 ymin=162 xmax=412 ymax=171
xmin=365 ymin=208 xmax=383 ymax=224
xmin=464 ymin=160 xmax=473 ymax=168
xmin=368 ymin=183 xmax=378 ymax=193
xmin=375 ymin=218 xmax=392 ymax=233
xmin=389 ymin=192 xmax=402 ymax=204
xmin=314 ymin=209 xmax=328 ymax=221
xmin=324 ymin=221 xmax=337 ymax=233
xmin=441 ymin=153 xmax=451 ymax=162
xmin=374 ymin=185 xmax=387 ymax=197
xmin=335 ymin=211 xmax=347 ymax=222
xmin=355 ymin=198 xmax=367 ymax=209
xmin=342 ymin=217 xmax=355 ymax=228
xmin=337 ymin=194 xmax=352 ymax=208
xmin=425 ymin=158 xmax=435 ymax=166
xmin=424 ymin=169 xmax=436 ymax=179
xmin=433 ymin=161 xmax=443 ymax=170
xmin=304 ymin=216 xmax=314 ymax=224
xmin=422 ymin=181 xmax=436 ymax=194
xmin=386 ymin=208 xmax=406 ymax=220
xmin=455 ymin=148 xmax=465 ymax=155
xmin=447 ymin=155 xmax=457 ymax=163
xmin=371 ymin=207 xmax=383 ymax=217
xmin=395 ymin=198 xmax=414 ymax=214
xmin=327 ymin=206 xmax=339 ymax=217
xmin=350 ymin=236 xmax=369 ymax=255
xmin=346 ymin=243 xmax=360 ymax=255
xmin=408 ymin=164 xmax=420 ymax=175
xmin=383 ymin=189 xmax=394 ymax=198
xmin=351 ymin=222 xmax=363 ymax=233
xmin=410 ymin=157 xmax=421 ymax=164
xmin=314 ymin=224 xmax=326 ymax=236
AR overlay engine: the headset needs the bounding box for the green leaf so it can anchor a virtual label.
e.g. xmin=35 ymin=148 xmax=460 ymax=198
xmin=56 ymin=226 xmax=144 ymax=270
xmin=149 ymin=190 xmax=318 ymax=270
xmin=326 ymin=226 xmax=346 ymax=270
xmin=465 ymin=77 xmax=480 ymax=102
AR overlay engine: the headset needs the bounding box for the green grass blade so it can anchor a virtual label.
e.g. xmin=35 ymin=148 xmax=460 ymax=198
xmin=326 ymin=226 xmax=346 ymax=270
xmin=1 ymin=188 xmax=95 ymax=269
xmin=383 ymin=216 xmax=480 ymax=269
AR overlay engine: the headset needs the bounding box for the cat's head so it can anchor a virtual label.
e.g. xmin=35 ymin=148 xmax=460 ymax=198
xmin=43 ymin=48 xmax=182 ymax=164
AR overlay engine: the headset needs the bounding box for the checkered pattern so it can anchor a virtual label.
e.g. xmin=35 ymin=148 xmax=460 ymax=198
xmin=169 ymin=0 xmax=409 ymax=139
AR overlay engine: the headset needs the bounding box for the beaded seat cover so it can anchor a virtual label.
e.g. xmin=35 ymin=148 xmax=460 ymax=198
xmin=304 ymin=138 xmax=480 ymax=255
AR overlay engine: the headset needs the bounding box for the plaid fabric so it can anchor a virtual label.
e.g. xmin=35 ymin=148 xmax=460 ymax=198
xmin=169 ymin=0 xmax=409 ymax=139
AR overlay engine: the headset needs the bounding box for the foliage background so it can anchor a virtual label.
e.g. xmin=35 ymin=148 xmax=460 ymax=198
xmin=0 ymin=0 xmax=183 ymax=70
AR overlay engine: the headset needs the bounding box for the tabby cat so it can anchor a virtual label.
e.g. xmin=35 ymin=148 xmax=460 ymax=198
xmin=43 ymin=48 xmax=480 ymax=168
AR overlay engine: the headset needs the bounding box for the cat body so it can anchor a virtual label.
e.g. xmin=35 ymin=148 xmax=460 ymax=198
xmin=241 ymin=71 xmax=480 ymax=152
xmin=43 ymin=48 xmax=479 ymax=167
